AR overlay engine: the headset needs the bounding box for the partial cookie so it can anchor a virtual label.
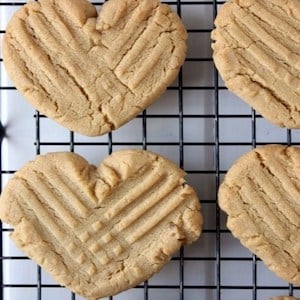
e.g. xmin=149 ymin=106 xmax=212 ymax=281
xmin=211 ymin=0 xmax=300 ymax=128
xmin=3 ymin=0 xmax=187 ymax=136
xmin=0 ymin=150 xmax=202 ymax=299
xmin=218 ymin=145 xmax=300 ymax=284
xmin=268 ymin=297 xmax=300 ymax=300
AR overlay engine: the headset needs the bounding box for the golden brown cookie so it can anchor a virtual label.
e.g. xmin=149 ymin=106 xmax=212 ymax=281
xmin=0 ymin=150 xmax=202 ymax=299
xmin=218 ymin=145 xmax=300 ymax=285
xmin=211 ymin=0 xmax=300 ymax=128
xmin=268 ymin=297 xmax=300 ymax=300
xmin=2 ymin=0 xmax=187 ymax=136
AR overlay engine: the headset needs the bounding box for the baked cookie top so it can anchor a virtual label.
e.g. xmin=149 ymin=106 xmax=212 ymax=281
xmin=268 ymin=297 xmax=300 ymax=300
xmin=0 ymin=149 xmax=202 ymax=299
xmin=2 ymin=0 xmax=187 ymax=136
xmin=218 ymin=145 xmax=300 ymax=285
xmin=211 ymin=0 xmax=300 ymax=128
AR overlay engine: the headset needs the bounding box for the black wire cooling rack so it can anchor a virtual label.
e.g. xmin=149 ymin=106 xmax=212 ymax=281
xmin=0 ymin=1 xmax=300 ymax=300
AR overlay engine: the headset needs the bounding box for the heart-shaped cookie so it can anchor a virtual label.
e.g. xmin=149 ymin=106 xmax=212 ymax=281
xmin=0 ymin=150 xmax=202 ymax=299
xmin=218 ymin=145 xmax=300 ymax=285
xmin=3 ymin=0 xmax=187 ymax=136
xmin=211 ymin=0 xmax=300 ymax=128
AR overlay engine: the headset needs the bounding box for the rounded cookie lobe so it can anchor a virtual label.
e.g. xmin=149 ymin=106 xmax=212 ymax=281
xmin=218 ymin=145 xmax=300 ymax=285
xmin=2 ymin=0 xmax=187 ymax=136
xmin=211 ymin=0 xmax=300 ymax=128
xmin=0 ymin=150 xmax=202 ymax=299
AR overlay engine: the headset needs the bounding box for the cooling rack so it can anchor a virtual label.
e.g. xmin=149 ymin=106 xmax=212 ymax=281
xmin=0 ymin=0 xmax=300 ymax=300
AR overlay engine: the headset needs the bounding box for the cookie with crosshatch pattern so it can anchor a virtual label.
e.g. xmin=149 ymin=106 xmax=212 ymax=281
xmin=0 ymin=149 xmax=202 ymax=299
xmin=211 ymin=0 xmax=300 ymax=128
xmin=219 ymin=145 xmax=300 ymax=285
xmin=2 ymin=0 xmax=187 ymax=136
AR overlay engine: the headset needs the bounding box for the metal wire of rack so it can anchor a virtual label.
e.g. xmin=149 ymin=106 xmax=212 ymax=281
xmin=0 ymin=1 xmax=300 ymax=300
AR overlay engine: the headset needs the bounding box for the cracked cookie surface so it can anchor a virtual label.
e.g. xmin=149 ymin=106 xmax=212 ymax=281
xmin=2 ymin=0 xmax=187 ymax=136
xmin=218 ymin=145 xmax=300 ymax=285
xmin=0 ymin=150 xmax=202 ymax=299
xmin=211 ymin=0 xmax=300 ymax=128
